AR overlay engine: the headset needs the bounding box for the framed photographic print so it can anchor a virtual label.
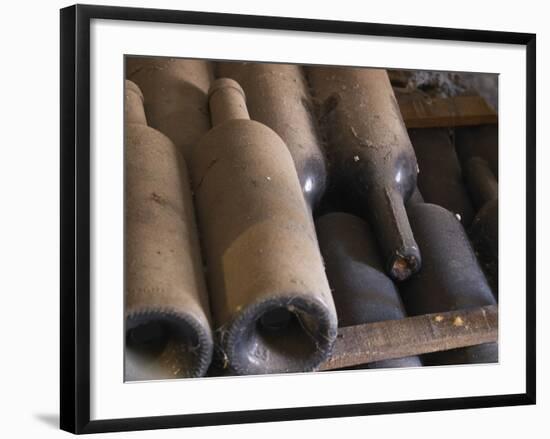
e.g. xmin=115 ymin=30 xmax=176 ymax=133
xmin=60 ymin=4 xmax=536 ymax=434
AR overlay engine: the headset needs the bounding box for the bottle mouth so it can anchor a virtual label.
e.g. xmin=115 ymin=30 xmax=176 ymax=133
xmin=220 ymin=296 xmax=337 ymax=376
xmin=389 ymin=253 xmax=421 ymax=281
xmin=208 ymin=78 xmax=246 ymax=101
xmin=125 ymin=310 xmax=213 ymax=381
xmin=259 ymin=308 xmax=294 ymax=332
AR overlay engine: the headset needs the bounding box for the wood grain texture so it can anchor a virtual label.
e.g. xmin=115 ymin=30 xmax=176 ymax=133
xmin=319 ymin=305 xmax=497 ymax=370
xmin=399 ymin=96 xmax=498 ymax=128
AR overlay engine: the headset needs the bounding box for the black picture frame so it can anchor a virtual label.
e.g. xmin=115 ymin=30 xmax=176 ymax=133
xmin=60 ymin=4 xmax=536 ymax=434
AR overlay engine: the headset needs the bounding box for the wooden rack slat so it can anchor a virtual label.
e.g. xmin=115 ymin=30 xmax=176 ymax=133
xmin=399 ymin=96 xmax=498 ymax=128
xmin=319 ymin=305 xmax=498 ymax=371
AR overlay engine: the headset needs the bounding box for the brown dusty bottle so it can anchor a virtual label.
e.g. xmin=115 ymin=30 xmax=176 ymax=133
xmin=126 ymin=57 xmax=213 ymax=160
xmin=464 ymin=157 xmax=499 ymax=297
xmin=190 ymin=78 xmax=338 ymax=375
xmin=400 ymin=203 xmax=497 ymax=365
xmin=454 ymin=124 xmax=498 ymax=180
xmin=124 ymin=80 xmax=213 ymax=380
xmin=216 ymin=62 xmax=327 ymax=210
xmin=316 ymin=212 xmax=422 ymax=369
xmin=408 ymin=128 xmax=474 ymax=225
xmin=306 ymin=66 xmax=421 ymax=281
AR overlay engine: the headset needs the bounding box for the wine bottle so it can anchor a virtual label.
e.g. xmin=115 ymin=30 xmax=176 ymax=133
xmin=408 ymin=128 xmax=474 ymax=225
xmin=400 ymin=203 xmax=497 ymax=365
xmin=124 ymin=80 xmax=213 ymax=380
xmin=216 ymin=62 xmax=327 ymax=210
xmin=464 ymin=157 xmax=499 ymax=297
xmin=306 ymin=66 xmax=421 ymax=281
xmin=190 ymin=78 xmax=338 ymax=375
xmin=454 ymin=124 xmax=498 ymax=180
xmin=316 ymin=212 xmax=422 ymax=369
xmin=464 ymin=156 xmax=498 ymax=209
xmin=407 ymin=186 xmax=425 ymax=206
xmin=126 ymin=57 xmax=213 ymax=160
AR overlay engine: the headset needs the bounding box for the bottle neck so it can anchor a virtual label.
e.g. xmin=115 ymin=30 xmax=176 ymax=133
xmin=208 ymin=78 xmax=250 ymax=127
xmin=464 ymin=157 xmax=498 ymax=208
xmin=368 ymin=187 xmax=421 ymax=281
xmin=125 ymin=80 xmax=147 ymax=125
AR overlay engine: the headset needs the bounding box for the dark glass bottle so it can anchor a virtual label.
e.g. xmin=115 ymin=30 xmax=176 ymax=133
xmin=306 ymin=66 xmax=421 ymax=281
xmin=464 ymin=156 xmax=498 ymax=209
xmin=400 ymin=203 xmax=497 ymax=365
xmin=464 ymin=157 xmax=499 ymax=297
xmin=408 ymin=128 xmax=474 ymax=225
xmin=216 ymin=62 xmax=327 ymax=210
xmin=407 ymin=186 xmax=425 ymax=206
xmin=316 ymin=212 xmax=422 ymax=369
xmin=124 ymin=80 xmax=213 ymax=380
xmin=190 ymin=78 xmax=338 ymax=375
xmin=454 ymin=124 xmax=498 ymax=180
xmin=126 ymin=57 xmax=213 ymax=160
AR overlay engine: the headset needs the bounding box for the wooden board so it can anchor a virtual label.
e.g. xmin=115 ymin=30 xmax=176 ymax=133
xmin=399 ymin=95 xmax=498 ymax=128
xmin=319 ymin=305 xmax=498 ymax=370
xmin=387 ymin=69 xmax=411 ymax=87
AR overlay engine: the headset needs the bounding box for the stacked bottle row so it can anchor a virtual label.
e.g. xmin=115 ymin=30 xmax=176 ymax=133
xmin=124 ymin=57 xmax=499 ymax=379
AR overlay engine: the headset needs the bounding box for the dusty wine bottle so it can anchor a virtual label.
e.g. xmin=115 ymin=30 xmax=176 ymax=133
xmin=454 ymin=124 xmax=498 ymax=180
xmin=408 ymin=128 xmax=474 ymax=225
xmin=400 ymin=203 xmax=497 ymax=365
xmin=464 ymin=156 xmax=498 ymax=209
xmin=464 ymin=157 xmax=499 ymax=297
xmin=126 ymin=57 xmax=213 ymax=160
xmin=316 ymin=212 xmax=422 ymax=369
xmin=216 ymin=62 xmax=327 ymax=210
xmin=407 ymin=186 xmax=425 ymax=206
xmin=190 ymin=78 xmax=338 ymax=375
xmin=306 ymin=66 xmax=421 ymax=281
xmin=124 ymin=80 xmax=213 ymax=380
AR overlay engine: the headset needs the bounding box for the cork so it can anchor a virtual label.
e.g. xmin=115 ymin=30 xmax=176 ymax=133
xmin=216 ymin=62 xmax=327 ymax=209
xmin=124 ymin=80 xmax=213 ymax=380
xmin=190 ymin=78 xmax=338 ymax=375
xmin=126 ymin=57 xmax=213 ymax=160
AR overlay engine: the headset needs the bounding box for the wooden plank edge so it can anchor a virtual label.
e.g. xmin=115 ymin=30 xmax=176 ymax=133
xmin=399 ymin=95 xmax=498 ymax=128
xmin=319 ymin=305 xmax=498 ymax=371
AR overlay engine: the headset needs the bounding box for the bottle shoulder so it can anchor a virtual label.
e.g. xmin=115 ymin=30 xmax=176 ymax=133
xmin=125 ymin=123 xmax=175 ymax=148
xmin=196 ymin=119 xmax=289 ymax=152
